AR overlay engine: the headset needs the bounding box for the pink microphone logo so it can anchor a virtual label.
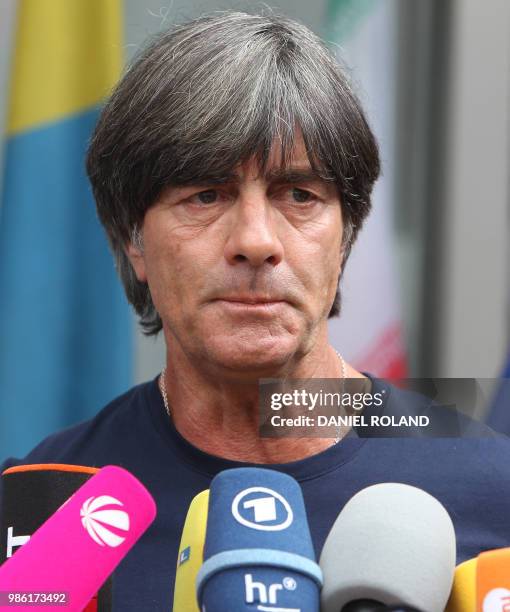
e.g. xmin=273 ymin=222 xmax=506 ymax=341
xmin=80 ymin=495 xmax=130 ymax=548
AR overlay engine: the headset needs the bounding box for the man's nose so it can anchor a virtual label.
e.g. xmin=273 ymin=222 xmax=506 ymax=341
xmin=224 ymin=195 xmax=284 ymax=267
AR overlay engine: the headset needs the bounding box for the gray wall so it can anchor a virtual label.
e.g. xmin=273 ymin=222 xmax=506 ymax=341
xmin=431 ymin=0 xmax=510 ymax=377
xmin=394 ymin=0 xmax=510 ymax=378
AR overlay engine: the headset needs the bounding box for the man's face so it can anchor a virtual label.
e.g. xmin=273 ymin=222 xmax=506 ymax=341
xmin=127 ymin=136 xmax=343 ymax=376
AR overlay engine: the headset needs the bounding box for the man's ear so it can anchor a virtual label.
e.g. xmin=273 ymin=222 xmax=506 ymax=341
xmin=125 ymin=241 xmax=147 ymax=283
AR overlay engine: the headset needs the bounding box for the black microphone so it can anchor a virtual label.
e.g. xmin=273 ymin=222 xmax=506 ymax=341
xmin=342 ymin=602 xmax=422 ymax=612
xmin=0 ymin=463 xmax=112 ymax=610
xmin=0 ymin=466 xmax=156 ymax=610
xmin=341 ymin=600 xmax=386 ymax=612
xmin=381 ymin=606 xmax=421 ymax=612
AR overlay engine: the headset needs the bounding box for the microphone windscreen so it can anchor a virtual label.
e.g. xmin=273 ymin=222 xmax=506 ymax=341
xmin=446 ymin=548 xmax=510 ymax=611
xmin=0 ymin=463 xmax=112 ymax=610
xmin=173 ymin=489 xmax=209 ymax=612
xmin=0 ymin=465 xmax=156 ymax=610
xmin=476 ymin=547 xmax=510 ymax=611
xmin=445 ymin=558 xmax=476 ymax=612
xmin=320 ymin=483 xmax=456 ymax=612
xmin=197 ymin=467 xmax=322 ymax=611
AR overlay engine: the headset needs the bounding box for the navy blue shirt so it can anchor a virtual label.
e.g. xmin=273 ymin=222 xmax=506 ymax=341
xmin=1 ymin=376 xmax=510 ymax=610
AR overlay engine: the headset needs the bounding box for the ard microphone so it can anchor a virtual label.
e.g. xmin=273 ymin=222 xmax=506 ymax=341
xmin=320 ymin=483 xmax=456 ymax=612
xmin=173 ymin=489 xmax=209 ymax=612
xmin=0 ymin=465 xmax=156 ymax=610
xmin=0 ymin=463 xmax=112 ymax=611
xmin=196 ymin=467 xmax=322 ymax=611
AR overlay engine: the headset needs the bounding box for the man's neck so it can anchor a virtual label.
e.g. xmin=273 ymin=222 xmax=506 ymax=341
xmin=161 ymin=339 xmax=365 ymax=464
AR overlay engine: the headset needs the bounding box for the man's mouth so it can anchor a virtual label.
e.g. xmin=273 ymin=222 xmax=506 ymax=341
xmin=218 ymin=295 xmax=287 ymax=305
xmin=213 ymin=296 xmax=289 ymax=311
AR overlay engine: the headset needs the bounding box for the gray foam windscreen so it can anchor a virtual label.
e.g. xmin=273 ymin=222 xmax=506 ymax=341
xmin=319 ymin=483 xmax=456 ymax=612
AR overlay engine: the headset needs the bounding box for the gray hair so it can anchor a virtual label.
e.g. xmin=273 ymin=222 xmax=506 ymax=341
xmin=86 ymin=10 xmax=380 ymax=335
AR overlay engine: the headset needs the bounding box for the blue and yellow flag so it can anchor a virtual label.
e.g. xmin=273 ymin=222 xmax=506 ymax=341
xmin=0 ymin=0 xmax=132 ymax=457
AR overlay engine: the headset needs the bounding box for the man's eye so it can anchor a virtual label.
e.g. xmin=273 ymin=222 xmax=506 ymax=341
xmin=290 ymin=188 xmax=313 ymax=203
xmin=190 ymin=189 xmax=218 ymax=204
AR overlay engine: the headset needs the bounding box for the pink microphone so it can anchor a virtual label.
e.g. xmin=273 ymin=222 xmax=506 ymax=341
xmin=0 ymin=465 xmax=156 ymax=611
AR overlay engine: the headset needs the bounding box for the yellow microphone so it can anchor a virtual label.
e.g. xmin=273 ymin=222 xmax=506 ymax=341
xmin=173 ymin=490 xmax=209 ymax=612
xmin=445 ymin=557 xmax=477 ymax=612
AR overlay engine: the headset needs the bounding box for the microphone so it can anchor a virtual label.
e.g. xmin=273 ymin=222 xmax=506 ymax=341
xmin=173 ymin=489 xmax=209 ymax=612
xmin=341 ymin=601 xmax=393 ymax=612
xmin=476 ymin=547 xmax=510 ymax=611
xmin=0 ymin=465 xmax=156 ymax=610
xmin=196 ymin=467 xmax=322 ymax=611
xmin=446 ymin=548 xmax=510 ymax=611
xmin=1 ymin=463 xmax=99 ymax=562
xmin=445 ymin=558 xmax=476 ymax=611
xmin=379 ymin=608 xmax=422 ymax=611
xmin=319 ymin=483 xmax=456 ymax=612
xmin=0 ymin=463 xmax=112 ymax=610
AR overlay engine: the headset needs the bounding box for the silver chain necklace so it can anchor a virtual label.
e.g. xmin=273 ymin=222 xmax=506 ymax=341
xmin=158 ymin=350 xmax=347 ymax=445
